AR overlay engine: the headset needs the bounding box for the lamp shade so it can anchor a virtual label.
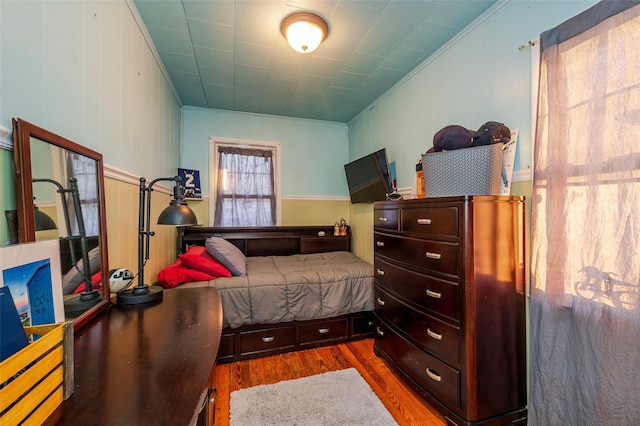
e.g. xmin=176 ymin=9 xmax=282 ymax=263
xmin=281 ymin=12 xmax=328 ymax=53
xmin=34 ymin=207 xmax=57 ymax=231
xmin=157 ymin=201 xmax=198 ymax=226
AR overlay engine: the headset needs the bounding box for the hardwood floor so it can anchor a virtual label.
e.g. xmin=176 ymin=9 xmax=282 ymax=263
xmin=212 ymin=338 xmax=447 ymax=426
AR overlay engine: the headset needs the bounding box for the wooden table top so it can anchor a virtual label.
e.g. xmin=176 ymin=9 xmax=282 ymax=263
xmin=45 ymin=287 xmax=222 ymax=425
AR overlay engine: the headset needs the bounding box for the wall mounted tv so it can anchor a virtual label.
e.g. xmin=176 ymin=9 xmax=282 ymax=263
xmin=344 ymin=148 xmax=393 ymax=204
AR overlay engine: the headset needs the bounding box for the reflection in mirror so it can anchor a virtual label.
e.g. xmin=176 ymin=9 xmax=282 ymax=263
xmin=12 ymin=118 xmax=110 ymax=329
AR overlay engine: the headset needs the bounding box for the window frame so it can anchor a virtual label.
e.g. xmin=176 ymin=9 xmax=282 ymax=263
xmin=209 ymin=136 xmax=282 ymax=226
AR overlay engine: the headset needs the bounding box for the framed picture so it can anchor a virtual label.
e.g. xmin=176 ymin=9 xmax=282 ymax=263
xmin=178 ymin=168 xmax=202 ymax=199
xmin=0 ymin=239 xmax=64 ymax=326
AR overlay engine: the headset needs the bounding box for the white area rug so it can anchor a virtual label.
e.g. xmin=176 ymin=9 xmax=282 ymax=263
xmin=229 ymin=367 xmax=398 ymax=426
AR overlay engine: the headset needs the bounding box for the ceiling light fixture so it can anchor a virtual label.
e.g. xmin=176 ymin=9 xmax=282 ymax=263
xmin=280 ymin=12 xmax=328 ymax=53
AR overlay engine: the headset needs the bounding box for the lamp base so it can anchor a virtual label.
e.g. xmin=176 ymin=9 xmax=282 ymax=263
xmin=117 ymin=284 xmax=163 ymax=306
xmin=64 ymin=290 xmax=102 ymax=316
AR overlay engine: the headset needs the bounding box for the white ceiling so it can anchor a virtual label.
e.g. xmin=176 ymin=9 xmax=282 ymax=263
xmin=134 ymin=0 xmax=497 ymax=123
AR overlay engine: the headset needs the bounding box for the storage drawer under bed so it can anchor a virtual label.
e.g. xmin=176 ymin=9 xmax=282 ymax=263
xmin=239 ymin=325 xmax=295 ymax=356
xmin=299 ymin=318 xmax=348 ymax=345
xmin=216 ymin=312 xmax=375 ymax=363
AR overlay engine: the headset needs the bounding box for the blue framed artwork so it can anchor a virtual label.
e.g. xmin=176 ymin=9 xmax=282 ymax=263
xmin=0 ymin=239 xmax=64 ymax=327
xmin=0 ymin=286 xmax=29 ymax=361
xmin=178 ymin=168 xmax=202 ymax=199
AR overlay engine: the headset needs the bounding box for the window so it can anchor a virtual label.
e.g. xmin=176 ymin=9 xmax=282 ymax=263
xmin=210 ymin=137 xmax=281 ymax=226
xmin=66 ymin=151 xmax=99 ymax=237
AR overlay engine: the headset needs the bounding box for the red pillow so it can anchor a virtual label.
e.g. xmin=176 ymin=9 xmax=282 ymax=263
xmin=157 ymin=260 xmax=215 ymax=289
xmin=73 ymin=271 xmax=103 ymax=294
xmin=178 ymin=246 xmax=232 ymax=278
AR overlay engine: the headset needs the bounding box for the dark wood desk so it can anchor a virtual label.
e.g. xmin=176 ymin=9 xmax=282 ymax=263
xmin=45 ymin=288 xmax=223 ymax=426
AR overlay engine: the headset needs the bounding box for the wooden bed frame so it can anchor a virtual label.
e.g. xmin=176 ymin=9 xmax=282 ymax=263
xmin=178 ymin=226 xmax=375 ymax=364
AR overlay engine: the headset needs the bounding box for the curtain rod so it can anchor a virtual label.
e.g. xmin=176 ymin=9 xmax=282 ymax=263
xmin=518 ymin=40 xmax=536 ymax=50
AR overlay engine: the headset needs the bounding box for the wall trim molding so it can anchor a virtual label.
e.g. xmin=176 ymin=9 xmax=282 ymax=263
xmin=282 ymin=195 xmax=350 ymax=201
xmin=103 ymin=164 xmax=173 ymax=195
xmin=512 ymin=168 xmax=532 ymax=183
xmin=0 ymin=125 xmax=12 ymax=150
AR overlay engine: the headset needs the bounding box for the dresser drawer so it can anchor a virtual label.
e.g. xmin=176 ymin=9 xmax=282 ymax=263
xmin=375 ymin=286 xmax=460 ymax=366
xmin=375 ymin=320 xmax=460 ymax=411
xmin=402 ymin=207 xmax=459 ymax=237
xmin=374 ymin=208 xmax=399 ymax=231
xmin=299 ymin=318 xmax=348 ymax=345
xmin=374 ymin=257 xmax=460 ymax=322
xmin=374 ymin=233 xmax=459 ymax=278
xmin=239 ymin=325 xmax=295 ymax=355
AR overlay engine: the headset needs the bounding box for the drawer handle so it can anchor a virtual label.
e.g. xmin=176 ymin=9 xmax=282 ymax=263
xmin=426 ymin=252 xmax=441 ymax=260
xmin=376 ymin=297 xmax=386 ymax=306
xmin=417 ymin=218 xmax=432 ymax=225
xmin=378 ymin=217 xmax=388 ymax=222
xmin=376 ymin=269 xmax=385 ymax=276
xmin=376 ymin=327 xmax=385 ymax=337
xmin=318 ymin=327 xmax=330 ymax=334
xmin=376 ymin=241 xmax=385 ymax=247
xmin=262 ymin=336 xmax=275 ymax=343
xmin=426 ymin=289 xmax=442 ymax=299
xmin=426 ymin=368 xmax=442 ymax=382
xmin=427 ymin=328 xmax=443 ymax=340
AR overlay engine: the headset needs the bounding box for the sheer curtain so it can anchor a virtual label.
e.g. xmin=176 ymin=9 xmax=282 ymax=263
xmin=66 ymin=151 xmax=99 ymax=237
xmin=530 ymin=2 xmax=640 ymax=425
xmin=214 ymin=146 xmax=276 ymax=227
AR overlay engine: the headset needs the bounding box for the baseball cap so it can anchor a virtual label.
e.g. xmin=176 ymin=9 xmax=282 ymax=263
xmin=432 ymin=125 xmax=473 ymax=151
xmin=472 ymin=121 xmax=511 ymax=146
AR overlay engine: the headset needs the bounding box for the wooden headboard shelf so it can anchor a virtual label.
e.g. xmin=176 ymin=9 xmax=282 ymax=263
xmin=179 ymin=225 xmax=351 ymax=257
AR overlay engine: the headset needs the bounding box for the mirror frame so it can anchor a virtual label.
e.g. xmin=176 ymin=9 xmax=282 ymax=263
xmin=12 ymin=118 xmax=110 ymax=329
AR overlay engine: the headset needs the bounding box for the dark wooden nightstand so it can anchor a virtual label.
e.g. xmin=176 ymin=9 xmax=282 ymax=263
xmin=44 ymin=287 xmax=223 ymax=426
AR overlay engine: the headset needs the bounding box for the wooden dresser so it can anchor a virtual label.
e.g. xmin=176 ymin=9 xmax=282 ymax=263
xmin=373 ymin=196 xmax=527 ymax=426
xmin=44 ymin=287 xmax=223 ymax=426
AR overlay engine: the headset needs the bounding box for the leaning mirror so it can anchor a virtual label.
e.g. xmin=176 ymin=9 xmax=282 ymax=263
xmin=12 ymin=118 xmax=110 ymax=329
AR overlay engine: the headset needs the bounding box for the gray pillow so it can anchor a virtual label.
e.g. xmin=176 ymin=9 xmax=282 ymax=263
xmin=205 ymin=237 xmax=246 ymax=276
xmin=62 ymin=245 xmax=101 ymax=294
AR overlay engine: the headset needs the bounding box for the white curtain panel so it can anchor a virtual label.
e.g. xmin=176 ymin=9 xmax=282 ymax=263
xmin=214 ymin=146 xmax=276 ymax=227
xmin=530 ymin=2 xmax=640 ymax=425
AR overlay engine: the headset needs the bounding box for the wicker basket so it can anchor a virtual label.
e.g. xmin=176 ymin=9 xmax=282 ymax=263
xmin=422 ymin=143 xmax=504 ymax=197
xmin=0 ymin=322 xmax=74 ymax=425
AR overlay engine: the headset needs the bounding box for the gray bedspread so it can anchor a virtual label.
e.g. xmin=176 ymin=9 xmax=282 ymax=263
xmin=185 ymin=251 xmax=374 ymax=329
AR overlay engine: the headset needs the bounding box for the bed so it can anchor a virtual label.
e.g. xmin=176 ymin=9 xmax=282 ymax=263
xmin=170 ymin=226 xmax=375 ymax=363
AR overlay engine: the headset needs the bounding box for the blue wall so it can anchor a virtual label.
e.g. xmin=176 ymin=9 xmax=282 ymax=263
xmin=348 ymin=0 xmax=598 ymax=189
xmin=0 ymin=0 xmax=182 ymax=179
xmin=1 ymin=0 xmax=600 ymax=247
xmin=0 ymin=0 xmax=182 ymax=246
xmin=181 ymin=106 xmax=349 ymax=196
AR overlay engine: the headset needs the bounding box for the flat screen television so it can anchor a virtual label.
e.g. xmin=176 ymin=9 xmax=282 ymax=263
xmin=344 ymin=148 xmax=393 ymax=203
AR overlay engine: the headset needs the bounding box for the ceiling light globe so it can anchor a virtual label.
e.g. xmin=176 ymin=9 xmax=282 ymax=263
xmin=286 ymin=21 xmax=323 ymax=53
xmin=281 ymin=12 xmax=328 ymax=54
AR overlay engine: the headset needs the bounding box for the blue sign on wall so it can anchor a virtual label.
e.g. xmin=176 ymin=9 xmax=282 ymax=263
xmin=178 ymin=168 xmax=202 ymax=199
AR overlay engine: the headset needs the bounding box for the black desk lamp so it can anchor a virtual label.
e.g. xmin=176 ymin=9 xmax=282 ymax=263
xmin=117 ymin=176 xmax=198 ymax=306
xmin=34 ymin=206 xmax=57 ymax=231
xmin=33 ymin=177 xmax=101 ymax=314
